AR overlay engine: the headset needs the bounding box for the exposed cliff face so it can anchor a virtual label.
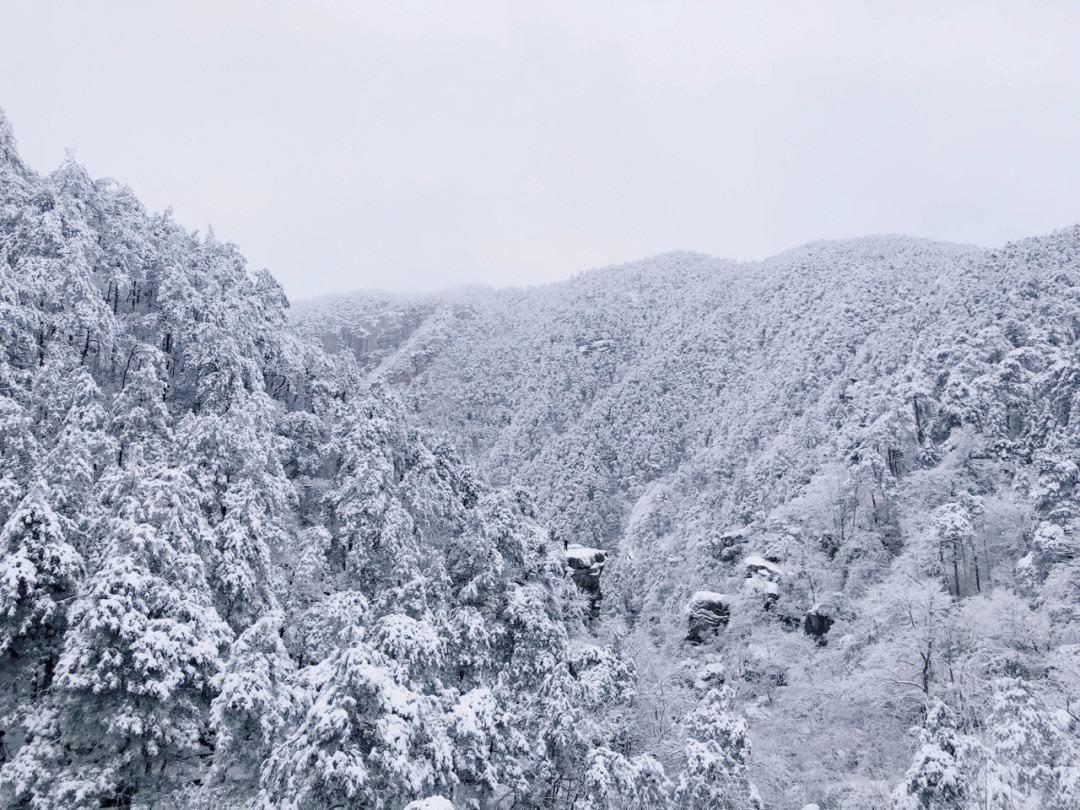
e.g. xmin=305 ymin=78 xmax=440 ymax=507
xmin=565 ymin=543 xmax=608 ymax=618
xmin=290 ymin=293 xmax=437 ymax=372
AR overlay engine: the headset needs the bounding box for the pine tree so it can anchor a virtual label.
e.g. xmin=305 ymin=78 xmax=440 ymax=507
xmin=38 ymin=366 xmax=115 ymax=522
xmin=2 ymin=472 xmax=231 ymax=806
xmin=675 ymin=687 xmax=762 ymax=810
xmin=214 ymin=477 xmax=281 ymax=628
xmin=325 ymin=393 xmax=420 ymax=587
xmin=258 ymin=639 xmax=455 ymax=810
xmin=177 ymin=394 xmax=294 ymax=629
xmin=447 ymin=686 xmax=528 ymax=806
xmin=0 ymin=394 xmax=39 ymax=523
xmin=111 ymin=359 xmax=170 ymax=466
xmin=0 ymin=483 xmax=82 ymax=707
xmin=210 ymin=611 xmax=305 ymax=789
xmin=982 ymin=677 xmax=1078 ymax=810
xmin=286 ymin=589 xmax=370 ymax=668
xmin=579 ymin=746 xmax=672 ymax=810
xmin=891 ymin=701 xmax=981 ymax=810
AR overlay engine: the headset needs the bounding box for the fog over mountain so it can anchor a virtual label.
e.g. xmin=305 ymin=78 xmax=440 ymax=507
xmin=1 ymin=105 xmax=1079 ymax=810
xmin=6 ymin=2 xmax=1080 ymax=297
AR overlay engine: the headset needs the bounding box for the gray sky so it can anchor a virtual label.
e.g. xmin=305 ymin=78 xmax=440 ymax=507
xmin=2 ymin=1 xmax=1079 ymax=299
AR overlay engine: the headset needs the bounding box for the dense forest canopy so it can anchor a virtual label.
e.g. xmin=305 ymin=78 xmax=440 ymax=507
xmin=0 ymin=110 xmax=652 ymax=809
xmin=1 ymin=107 xmax=1079 ymax=808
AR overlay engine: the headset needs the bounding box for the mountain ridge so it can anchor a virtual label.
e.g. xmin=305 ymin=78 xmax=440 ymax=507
xmin=295 ymin=223 xmax=1080 ymax=806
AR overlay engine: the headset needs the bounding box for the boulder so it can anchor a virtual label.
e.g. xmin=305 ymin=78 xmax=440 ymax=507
xmin=687 ymin=590 xmax=730 ymax=643
xmin=704 ymin=525 xmax=750 ymax=562
xmin=803 ymin=608 xmax=834 ymax=643
xmin=802 ymin=592 xmax=852 ymax=645
xmin=743 ymin=553 xmax=782 ymax=580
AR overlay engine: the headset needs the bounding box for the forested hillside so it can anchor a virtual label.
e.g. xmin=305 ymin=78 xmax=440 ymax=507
xmin=296 ymin=230 xmax=1080 ymax=806
xmin=0 ymin=111 xmax=661 ymax=810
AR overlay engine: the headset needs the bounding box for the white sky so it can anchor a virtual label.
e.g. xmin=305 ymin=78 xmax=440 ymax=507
xmin=2 ymin=1 xmax=1079 ymax=298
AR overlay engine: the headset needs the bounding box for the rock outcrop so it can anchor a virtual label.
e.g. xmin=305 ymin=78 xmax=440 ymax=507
xmin=687 ymin=590 xmax=730 ymax=643
xmin=742 ymin=553 xmax=782 ymax=607
xmin=802 ymin=592 xmax=852 ymax=645
xmin=803 ymin=609 xmax=833 ymax=642
xmin=565 ymin=544 xmax=607 ymax=617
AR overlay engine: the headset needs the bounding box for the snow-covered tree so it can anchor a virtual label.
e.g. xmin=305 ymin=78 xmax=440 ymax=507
xmin=2 ymin=480 xmax=230 ymax=806
xmin=0 ymin=484 xmax=82 ymax=703
xmin=111 ymin=358 xmax=170 ymax=466
xmin=675 ymin=687 xmax=761 ymax=810
xmin=981 ymin=677 xmax=1079 ymax=810
xmin=891 ymin=701 xmax=981 ymax=810
xmin=36 ymin=366 xmax=115 ymax=522
xmin=0 ymin=395 xmax=38 ymax=523
xmin=579 ymin=746 xmax=672 ymax=810
xmin=258 ymin=639 xmax=454 ymax=810
xmin=210 ymin=611 xmax=305 ymax=789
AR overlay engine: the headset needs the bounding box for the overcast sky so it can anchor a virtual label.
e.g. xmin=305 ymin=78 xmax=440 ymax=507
xmin=2 ymin=1 xmax=1079 ymax=298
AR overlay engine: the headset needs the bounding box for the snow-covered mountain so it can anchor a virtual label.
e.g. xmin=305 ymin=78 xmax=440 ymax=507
xmin=1 ymin=102 xmax=1078 ymax=809
xmin=295 ymin=230 xmax=1080 ymax=806
xmin=0 ymin=111 xmax=652 ymax=810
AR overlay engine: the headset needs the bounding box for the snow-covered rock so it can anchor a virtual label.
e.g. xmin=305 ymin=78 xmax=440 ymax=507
xmin=803 ymin=606 xmax=833 ymax=642
xmin=404 ymin=798 xmax=454 ymax=810
xmin=742 ymin=553 xmax=782 ymax=579
xmin=744 ymin=575 xmax=779 ymax=599
xmin=687 ymin=590 xmax=730 ymax=643
xmin=692 ymin=655 xmax=726 ymax=690
xmin=803 ymin=592 xmax=853 ymax=644
xmin=565 ymin=543 xmax=607 ymax=617
xmin=741 ymin=553 xmax=782 ymax=606
xmin=703 ymin=524 xmax=751 ymax=562
xmin=565 ymin=543 xmax=607 ymax=569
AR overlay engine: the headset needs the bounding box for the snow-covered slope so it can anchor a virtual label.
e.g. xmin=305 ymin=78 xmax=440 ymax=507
xmin=0 ymin=110 xmax=651 ymax=810
xmin=296 ymin=230 xmax=1080 ymax=807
